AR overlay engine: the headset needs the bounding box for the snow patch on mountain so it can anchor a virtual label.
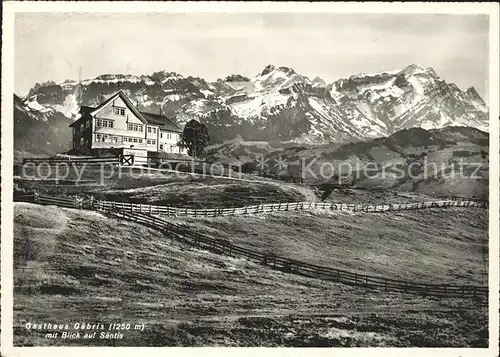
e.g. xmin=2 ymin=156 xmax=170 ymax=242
xmin=230 ymin=92 xmax=290 ymax=118
xmin=26 ymin=99 xmax=53 ymax=114
xmin=52 ymin=94 xmax=80 ymax=119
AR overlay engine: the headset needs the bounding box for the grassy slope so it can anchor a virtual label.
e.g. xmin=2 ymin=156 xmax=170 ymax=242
xmin=15 ymin=166 xmax=316 ymax=208
xmin=174 ymin=208 xmax=488 ymax=286
xmin=14 ymin=203 xmax=487 ymax=347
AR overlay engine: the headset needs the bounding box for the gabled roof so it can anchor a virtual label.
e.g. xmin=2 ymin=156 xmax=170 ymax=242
xmin=90 ymin=90 xmax=148 ymax=124
xmin=70 ymin=90 xmax=183 ymax=132
xmin=139 ymin=111 xmax=183 ymax=133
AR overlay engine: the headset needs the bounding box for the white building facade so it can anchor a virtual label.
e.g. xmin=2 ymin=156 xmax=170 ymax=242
xmin=70 ymin=90 xmax=187 ymax=155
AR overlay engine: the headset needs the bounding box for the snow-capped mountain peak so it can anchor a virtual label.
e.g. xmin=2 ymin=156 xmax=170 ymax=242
xmin=260 ymin=64 xmax=276 ymax=76
xmin=311 ymin=76 xmax=327 ymax=87
xmin=22 ymin=64 xmax=489 ymax=144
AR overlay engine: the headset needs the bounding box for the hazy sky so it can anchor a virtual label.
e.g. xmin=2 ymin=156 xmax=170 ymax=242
xmin=15 ymin=13 xmax=490 ymax=100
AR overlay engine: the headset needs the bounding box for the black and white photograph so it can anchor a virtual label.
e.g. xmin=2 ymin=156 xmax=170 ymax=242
xmin=1 ymin=2 xmax=499 ymax=353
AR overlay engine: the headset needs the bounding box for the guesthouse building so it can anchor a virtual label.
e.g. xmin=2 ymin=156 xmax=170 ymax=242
xmin=69 ymin=90 xmax=187 ymax=157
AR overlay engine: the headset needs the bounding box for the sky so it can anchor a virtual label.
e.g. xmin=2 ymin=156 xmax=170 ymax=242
xmin=14 ymin=12 xmax=490 ymax=100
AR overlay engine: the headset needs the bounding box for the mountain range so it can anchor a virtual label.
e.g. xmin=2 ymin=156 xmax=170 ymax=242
xmin=15 ymin=64 xmax=489 ymax=153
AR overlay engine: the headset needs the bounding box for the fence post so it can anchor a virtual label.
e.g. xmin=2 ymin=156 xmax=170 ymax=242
xmin=384 ymin=279 xmax=387 ymax=292
xmin=149 ymin=205 xmax=152 ymax=215
xmin=74 ymin=197 xmax=77 ymax=209
xmin=443 ymin=285 xmax=447 ymax=297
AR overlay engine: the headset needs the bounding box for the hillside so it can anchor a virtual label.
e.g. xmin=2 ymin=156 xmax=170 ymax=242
xmin=19 ymin=63 xmax=489 ymax=146
xmin=14 ymin=94 xmax=72 ymax=159
xmin=236 ymin=126 xmax=489 ymax=199
xmin=173 ymin=207 xmax=488 ymax=286
xmin=14 ymin=203 xmax=488 ymax=347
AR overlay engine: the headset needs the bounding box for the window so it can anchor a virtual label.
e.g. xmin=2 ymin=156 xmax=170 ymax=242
xmin=112 ymin=136 xmax=118 ymax=143
xmin=86 ymin=120 xmax=90 ymax=128
xmin=96 ymin=134 xmax=109 ymax=142
xmin=160 ymin=144 xmax=163 ymax=151
xmin=167 ymin=133 xmax=172 ymax=139
xmin=114 ymin=107 xmax=125 ymax=116
xmin=80 ymin=137 xmax=84 ymax=146
xmin=128 ymin=124 xmax=143 ymax=132
xmin=147 ymin=127 xmax=152 ymax=134
xmin=80 ymin=123 xmax=84 ymax=132
xmin=138 ymin=139 xmax=143 ymax=144
xmin=96 ymin=119 xmax=114 ymax=128
xmin=147 ymin=139 xmax=156 ymax=145
xmin=133 ymin=138 xmax=138 ymax=143
xmin=160 ymin=133 xmax=163 ymax=138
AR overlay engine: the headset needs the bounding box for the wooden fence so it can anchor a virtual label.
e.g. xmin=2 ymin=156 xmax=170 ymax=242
xmin=98 ymin=208 xmax=488 ymax=300
xmin=94 ymin=198 xmax=487 ymax=218
xmin=16 ymin=194 xmax=488 ymax=218
xmin=22 ymin=157 xmax=120 ymax=165
xmin=14 ymin=193 xmax=489 ymax=300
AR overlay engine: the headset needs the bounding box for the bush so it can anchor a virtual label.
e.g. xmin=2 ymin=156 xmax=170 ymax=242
xmin=452 ymin=150 xmax=476 ymax=158
xmin=241 ymin=161 xmax=258 ymax=173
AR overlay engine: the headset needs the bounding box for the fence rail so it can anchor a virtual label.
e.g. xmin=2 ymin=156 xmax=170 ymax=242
xmin=14 ymin=193 xmax=489 ymax=300
xmin=22 ymin=157 xmax=119 ymax=165
xmin=15 ymin=193 xmax=488 ymax=218
xmin=99 ymin=208 xmax=488 ymax=300
xmin=94 ymin=198 xmax=487 ymax=217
